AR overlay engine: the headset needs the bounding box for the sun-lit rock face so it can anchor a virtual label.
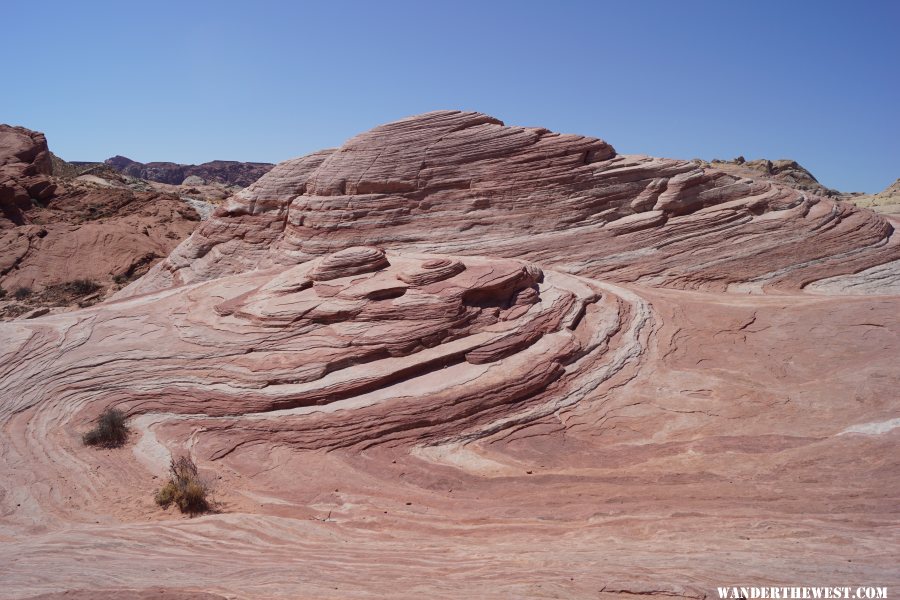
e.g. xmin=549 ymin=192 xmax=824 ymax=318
xmin=2 ymin=112 xmax=899 ymax=599
xmin=125 ymin=110 xmax=900 ymax=297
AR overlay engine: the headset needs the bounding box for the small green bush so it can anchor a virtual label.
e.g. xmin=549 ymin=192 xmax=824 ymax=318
xmin=154 ymin=481 xmax=178 ymax=506
xmin=13 ymin=286 xmax=32 ymax=300
xmin=82 ymin=407 xmax=128 ymax=448
xmin=155 ymin=455 xmax=210 ymax=514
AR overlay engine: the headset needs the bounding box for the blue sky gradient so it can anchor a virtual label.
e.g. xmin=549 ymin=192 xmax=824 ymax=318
xmin=3 ymin=0 xmax=897 ymax=192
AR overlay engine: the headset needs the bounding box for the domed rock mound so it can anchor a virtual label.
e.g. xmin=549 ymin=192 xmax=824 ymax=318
xmin=307 ymin=246 xmax=391 ymax=281
xmin=125 ymin=110 xmax=900 ymax=297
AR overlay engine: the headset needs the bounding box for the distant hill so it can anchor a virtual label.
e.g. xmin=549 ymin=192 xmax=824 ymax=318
xmin=103 ymin=155 xmax=274 ymax=187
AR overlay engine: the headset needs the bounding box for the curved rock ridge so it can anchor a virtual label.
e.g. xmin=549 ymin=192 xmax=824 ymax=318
xmin=307 ymin=245 xmax=390 ymax=281
xmin=124 ymin=110 xmax=899 ymax=296
xmin=2 ymin=248 xmax=629 ymax=453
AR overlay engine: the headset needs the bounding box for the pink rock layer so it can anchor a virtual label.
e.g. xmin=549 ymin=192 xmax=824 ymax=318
xmin=1 ymin=112 xmax=898 ymax=599
xmin=126 ymin=110 xmax=899 ymax=297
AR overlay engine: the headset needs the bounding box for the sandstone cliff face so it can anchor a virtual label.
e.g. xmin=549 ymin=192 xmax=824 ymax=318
xmin=1 ymin=112 xmax=898 ymax=599
xmin=128 ymin=110 xmax=900 ymax=297
xmin=0 ymin=126 xmax=56 ymax=225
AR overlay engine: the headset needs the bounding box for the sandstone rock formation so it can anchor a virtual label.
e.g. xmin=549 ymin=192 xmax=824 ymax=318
xmin=0 ymin=125 xmax=201 ymax=318
xmin=105 ymin=155 xmax=274 ymax=187
xmin=703 ymin=157 xmax=900 ymax=217
xmin=841 ymin=178 xmax=900 ymax=215
xmin=704 ymin=156 xmax=838 ymax=197
xmin=1 ymin=112 xmax=898 ymax=599
xmin=125 ymin=111 xmax=900 ymax=297
xmin=0 ymin=126 xmax=56 ymax=223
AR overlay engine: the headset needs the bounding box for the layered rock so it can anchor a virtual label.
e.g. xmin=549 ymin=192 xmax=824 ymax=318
xmin=1 ymin=112 xmax=898 ymax=599
xmin=128 ymin=110 xmax=899 ymax=296
xmin=705 ymin=156 xmax=837 ymax=197
xmin=1 ymin=249 xmax=615 ymax=448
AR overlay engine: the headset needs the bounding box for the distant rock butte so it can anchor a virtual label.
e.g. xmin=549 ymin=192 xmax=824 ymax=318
xmin=104 ymin=155 xmax=274 ymax=187
xmin=1 ymin=111 xmax=899 ymax=598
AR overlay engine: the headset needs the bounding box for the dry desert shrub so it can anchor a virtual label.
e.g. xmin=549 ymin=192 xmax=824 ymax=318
xmin=82 ymin=407 xmax=128 ymax=448
xmin=155 ymin=455 xmax=210 ymax=514
xmin=61 ymin=278 xmax=100 ymax=296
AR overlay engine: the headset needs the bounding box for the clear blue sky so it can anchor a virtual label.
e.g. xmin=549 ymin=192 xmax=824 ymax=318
xmin=3 ymin=0 xmax=897 ymax=192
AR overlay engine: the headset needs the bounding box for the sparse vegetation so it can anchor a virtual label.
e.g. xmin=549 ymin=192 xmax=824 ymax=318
xmin=13 ymin=286 xmax=32 ymax=300
xmin=39 ymin=279 xmax=102 ymax=308
xmin=155 ymin=455 xmax=211 ymax=514
xmin=57 ymin=278 xmax=100 ymax=296
xmin=82 ymin=407 xmax=129 ymax=448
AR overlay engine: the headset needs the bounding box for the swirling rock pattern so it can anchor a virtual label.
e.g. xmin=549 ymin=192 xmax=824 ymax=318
xmin=1 ymin=112 xmax=899 ymax=599
xmin=307 ymin=246 xmax=390 ymax=281
xmin=397 ymin=257 xmax=466 ymax=286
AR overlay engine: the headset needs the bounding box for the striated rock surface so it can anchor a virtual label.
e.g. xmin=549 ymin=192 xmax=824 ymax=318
xmin=1 ymin=112 xmax=898 ymax=599
xmin=128 ymin=111 xmax=900 ymax=297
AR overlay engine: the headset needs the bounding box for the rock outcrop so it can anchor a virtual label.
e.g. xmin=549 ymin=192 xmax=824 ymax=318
xmin=0 ymin=125 xmax=201 ymax=318
xmin=127 ymin=110 xmax=900 ymax=297
xmin=1 ymin=112 xmax=898 ymax=599
xmin=0 ymin=126 xmax=56 ymax=225
xmin=705 ymin=156 xmax=838 ymax=197
xmin=841 ymin=178 xmax=900 ymax=215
